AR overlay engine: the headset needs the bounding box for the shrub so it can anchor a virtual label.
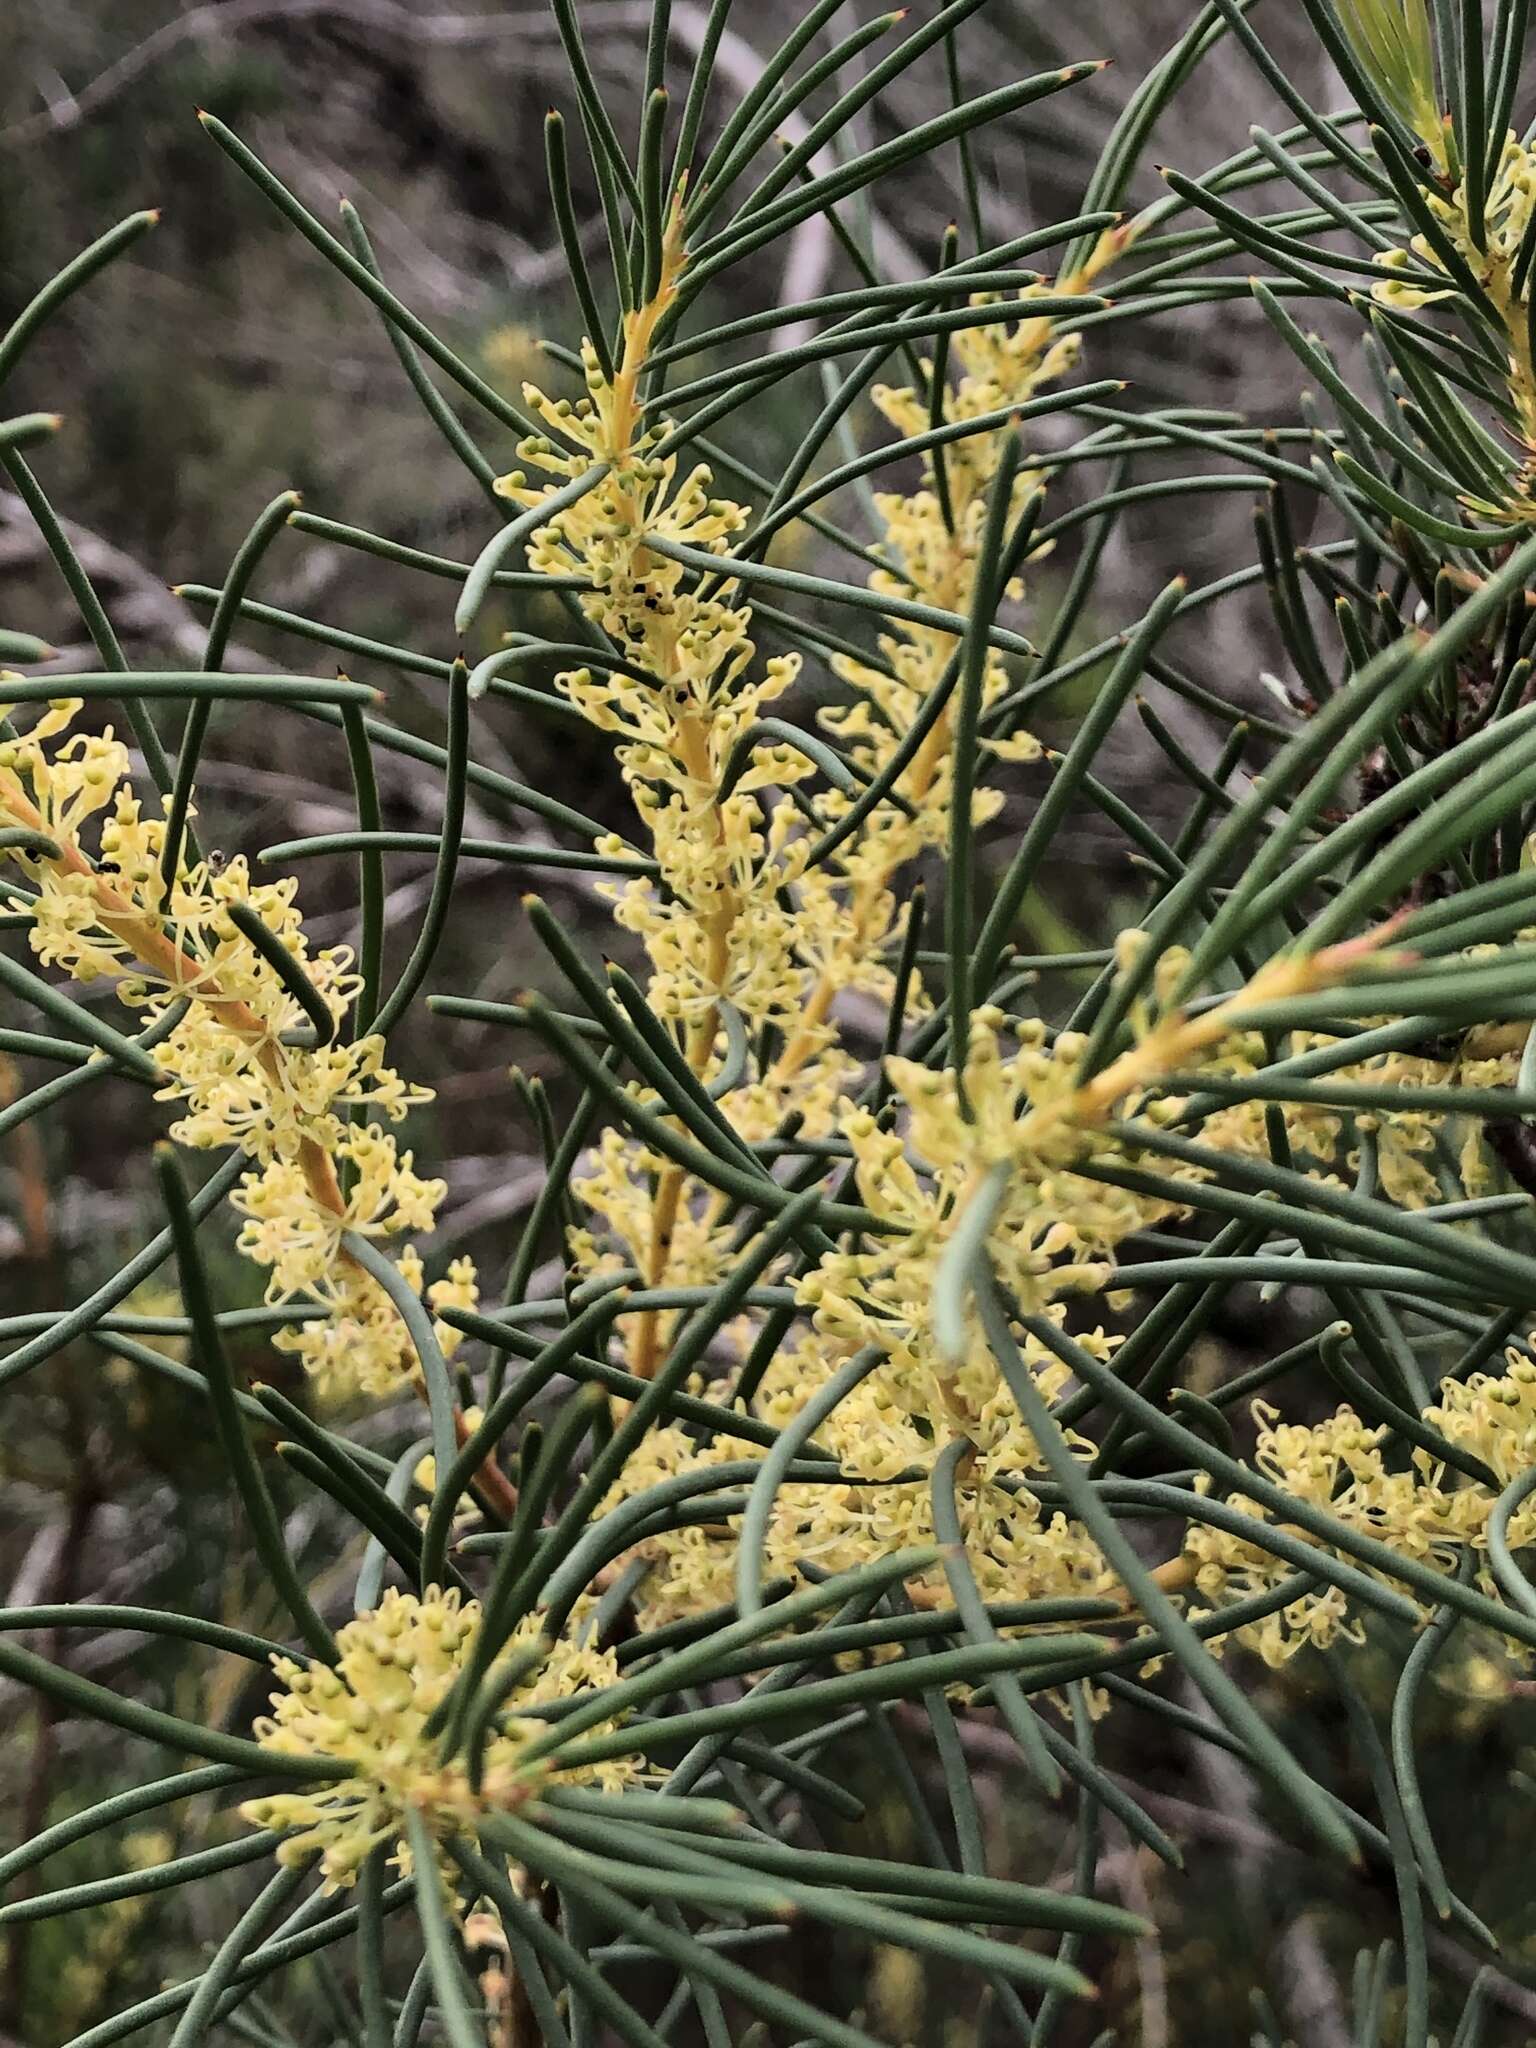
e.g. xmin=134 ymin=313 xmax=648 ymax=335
xmin=7 ymin=1 xmax=1536 ymax=2041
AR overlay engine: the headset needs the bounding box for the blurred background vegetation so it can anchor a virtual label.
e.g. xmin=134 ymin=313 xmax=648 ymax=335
xmin=8 ymin=3 xmax=1536 ymax=2043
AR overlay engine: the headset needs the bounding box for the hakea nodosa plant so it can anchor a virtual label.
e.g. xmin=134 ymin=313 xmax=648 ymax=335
xmin=14 ymin=2 xmax=1536 ymax=2044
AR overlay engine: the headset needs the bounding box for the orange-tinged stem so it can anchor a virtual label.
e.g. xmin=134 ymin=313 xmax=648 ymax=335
xmin=453 ymin=1407 xmax=520 ymax=1523
xmin=0 ymin=777 xmax=520 ymax=1474
xmin=0 ymin=1053 xmax=50 ymax=1260
xmin=2 ymin=776 xmax=350 ymax=1225
xmin=585 ymin=206 xmax=764 ymax=1385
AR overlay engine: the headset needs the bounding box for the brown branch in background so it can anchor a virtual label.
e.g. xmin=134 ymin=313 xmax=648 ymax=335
xmin=1485 ymin=1114 xmax=1536 ymax=1198
xmin=0 ymin=1397 xmax=102 ymax=2033
xmin=464 ymin=1906 xmax=517 ymax=2048
xmin=454 ymin=1403 xmax=519 ymax=1524
xmin=0 ymin=1 xmax=647 ymax=151
xmin=0 ymin=1055 xmax=51 ymax=1262
xmin=0 ymin=492 xmax=268 ymax=671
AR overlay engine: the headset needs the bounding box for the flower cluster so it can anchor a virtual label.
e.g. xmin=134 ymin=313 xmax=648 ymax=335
xmin=489 ymin=156 xmax=1533 ymax=1706
xmin=1186 ymin=1015 xmax=1518 ymax=1211
xmin=1373 ymin=131 xmax=1536 ymax=314
xmin=1429 ymin=1357 xmax=1536 ymax=1519
xmin=496 ymin=181 xmax=1502 ymax=1675
xmin=806 ymin=932 xmax=1403 ymax=1389
xmin=597 ymin=1331 xmax=1122 ymax=1640
xmin=501 ymin=198 xmax=807 ymax=1046
xmin=761 ymin=1333 xmax=1120 ymax=1610
xmin=0 ymin=697 xmax=469 ymax=1400
xmin=786 ymin=242 xmax=1128 ymax=1084
xmin=1188 ymin=1353 xmax=1536 ymax=1666
xmin=1372 ymin=129 xmax=1536 ymax=493
xmin=566 ymin=1122 xmax=748 ymax=1368
xmin=595 ymin=933 xmax=1401 ymax=1645
xmin=497 ymin=202 xmax=842 ymax=1374
xmin=1184 ymin=1403 xmax=1459 ymax=1666
xmin=505 ymin=215 xmax=1139 ymax=1397
xmin=799 ymin=1012 xmax=1179 ymax=1389
xmin=243 ymin=1587 xmax=637 ymax=1890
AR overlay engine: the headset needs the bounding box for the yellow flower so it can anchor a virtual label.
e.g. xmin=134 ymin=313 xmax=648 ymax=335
xmin=798 ymin=1010 xmax=1185 ymax=1389
xmin=230 ymin=1128 xmax=453 ymax=1400
xmin=415 ymin=1405 xmax=484 ymax=1519
xmin=1184 ymin=1403 xmax=1457 ymax=1666
xmin=503 ymin=215 xmax=1132 ymax=1389
xmin=596 ymin=1420 xmax=762 ymax=1631
xmin=0 ymin=699 xmax=475 ymax=1404
xmin=429 ymin=1256 xmax=481 ymax=1361
xmin=763 ymin=1341 xmax=1117 ymax=1614
xmin=505 ymin=380 xmax=809 ymax=1041
xmin=242 ymin=1587 xmax=638 ymax=1891
xmin=568 ymin=1127 xmax=750 ymax=1363
xmin=1426 ymin=1358 xmax=1536 ymax=1559
xmin=599 ymin=1334 xmax=1119 ymax=1637
xmin=1197 ymin=1015 xmax=1516 ymax=1211
xmin=810 ymin=278 xmax=1111 ymax=948
xmin=1369 ymin=132 xmax=1536 ymax=480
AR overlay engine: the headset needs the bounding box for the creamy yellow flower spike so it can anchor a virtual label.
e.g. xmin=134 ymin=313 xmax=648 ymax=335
xmin=797 ymin=982 xmax=1287 ymax=1399
xmin=243 ymin=1588 xmax=638 ymax=1891
xmin=597 ymin=1342 xmax=1123 ymax=1638
xmin=786 ymin=236 xmax=1131 ymax=1082
xmin=1429 ymin=1358 xmax=1536 ymax=1516
xmin=1371 ymin=131 xmax=1536 ymax=499
xmin=800 ymin=1024 xmax=1145 ymax=1395
xmin=1183 ymin=1404 xmax=1458 ymax=1667
xmin=0 ymin=699 xmax=472 ymax=1401
xmin=506 ymin=372 xmax=807 ymax=1037
xmin=495 ymin=199 xmax=836 ymax=1374
xmin=1182 ymin=1353 xmax=1536 ymax=1667
xmin=504 ymin=210 xmax=1135 ymax=1383
xmin=758 ymin=1333 xmax=1120 ymax=1613
xmin=804 ymin=932 xmax=1412 ymax=1439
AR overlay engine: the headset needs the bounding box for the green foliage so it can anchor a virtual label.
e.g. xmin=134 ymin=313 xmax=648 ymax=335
xmin=12 ymin=3 xmax=1536 ymax=2044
